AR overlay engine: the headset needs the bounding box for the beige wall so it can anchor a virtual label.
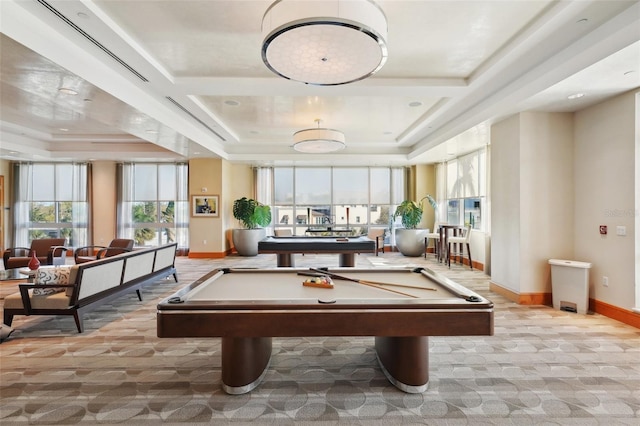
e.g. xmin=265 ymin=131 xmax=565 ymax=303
xmin=574 ymin=90 xmax=637 ymax=310
xmin=491 ymin=112 xmax=574 ymax=294
xmin=188 ymin=158 xmax=253 ymax=255
xmin=491 ymin=91 xmax=638 ymax=317
xmin=188 ymin=158 xmax=225 ymax=254
xmin=520 ymin=112 xmax=575 ymax=293
xmin=0 ymin=159 xmax=11 ymax=250
xmin=91 ymin=161 xmax=117 ymax=246
xmin=413 ymin=164 xmax=436 ymax=231
xmin=491 ymin=114 xmax=522 ymax=292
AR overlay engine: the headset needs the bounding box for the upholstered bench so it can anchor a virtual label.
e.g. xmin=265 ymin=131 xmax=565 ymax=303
xmin=3 ymin=243 xmax=178 ymax=333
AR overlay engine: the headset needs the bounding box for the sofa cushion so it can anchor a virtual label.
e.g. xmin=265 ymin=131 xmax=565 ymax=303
xmin=33 ymin=267 xmax=71 ymax=295
xmin=4 ymin=290 xmax=72 ymax=310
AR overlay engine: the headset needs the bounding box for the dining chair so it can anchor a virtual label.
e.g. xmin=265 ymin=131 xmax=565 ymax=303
xmin=447 ymin=225 xmax=473 ymax=269
xmin=424 ymin=222 xmax=440 ymax=259
xmin=367 ymin=228 xmax=386 ymax=256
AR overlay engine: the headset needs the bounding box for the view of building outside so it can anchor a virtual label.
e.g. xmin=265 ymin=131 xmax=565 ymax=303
xmin=272 ymin=167 xmax=403 ymax=237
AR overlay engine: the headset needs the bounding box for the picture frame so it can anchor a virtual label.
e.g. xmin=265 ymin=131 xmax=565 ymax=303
xmin=192 ymin=195 xmax=219 ymax=217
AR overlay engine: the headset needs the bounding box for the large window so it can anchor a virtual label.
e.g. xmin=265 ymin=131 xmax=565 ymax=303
xmin=270 ymin=167 xmax=404 ymax=236
xmin=443 ymin=149 xmax=487 ymax=230
xmin=117 ymin=163 xmax=188 ymax=248
xmin=13 ymin=163 xmax=88 ymax=247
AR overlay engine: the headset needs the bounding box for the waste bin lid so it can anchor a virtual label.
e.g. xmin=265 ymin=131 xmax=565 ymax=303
xmin=548 ymin=259 xmax=592 ymax=268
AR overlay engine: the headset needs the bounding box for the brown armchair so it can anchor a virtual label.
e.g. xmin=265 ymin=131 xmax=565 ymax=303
xmin=3 ymin=238 xmax=68 ymax=269
xmin=74 ymin=239 xmax=134 ymax=264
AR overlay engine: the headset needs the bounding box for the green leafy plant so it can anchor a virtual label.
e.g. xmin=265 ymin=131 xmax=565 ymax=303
xmin=233 ymin=197 xmax=272 ymax=229
xmin=392 ymin=195 xmax=437 ymax=229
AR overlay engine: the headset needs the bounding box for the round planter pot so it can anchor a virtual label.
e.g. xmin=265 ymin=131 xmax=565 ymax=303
xmin=394 ymin=228 xmax=428 ymax=257
xmin=232 ymin=228 xmax=266 ymax=257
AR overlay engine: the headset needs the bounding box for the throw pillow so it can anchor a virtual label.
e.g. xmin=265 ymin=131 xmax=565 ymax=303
xmin=33 ymin=267 xmax=71 ymax=296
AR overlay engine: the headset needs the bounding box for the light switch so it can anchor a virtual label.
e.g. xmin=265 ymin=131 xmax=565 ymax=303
xmin=616 ymin=226 xmax=626 ymax=236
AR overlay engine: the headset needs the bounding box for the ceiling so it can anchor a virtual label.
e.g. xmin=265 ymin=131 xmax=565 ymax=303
xmin=1 ymin=0 xmax=639 ymax=166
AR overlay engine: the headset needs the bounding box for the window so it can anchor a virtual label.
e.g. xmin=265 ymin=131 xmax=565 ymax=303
xmin=117 ymin=163 xmax=188 ymax=248
xmin=443 ymin=149 xmax=486 ymax=229
xmin=13 ymin=163 xmax=88 ymax=247
xmin=269 ymin=166 xmax=404 ymax=236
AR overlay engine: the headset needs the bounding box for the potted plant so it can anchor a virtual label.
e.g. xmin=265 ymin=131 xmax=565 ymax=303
xmin=392 ymin=195 xmax=437 ymax=256
xmin=232 ymin=197 xmax=272 ymax=256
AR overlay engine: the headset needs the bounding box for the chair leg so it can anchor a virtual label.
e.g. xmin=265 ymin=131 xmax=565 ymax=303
xmin=73 ymin=312 xmax=84 ymax=333
xmin=424 ymin=238 xmax=427 ymax=259
xmin=4 ymin=312 xmax=14 ymax=327
xmin=466 ymin=243 xmax=472 ymax=270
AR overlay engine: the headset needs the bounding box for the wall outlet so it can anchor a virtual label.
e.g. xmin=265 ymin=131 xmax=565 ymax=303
xmin=603 ymin=276 xmax=609 ymax=287
xmin=203 ymin=239 xmax=207 ymax=245
xmin=616 ymin=226 xmax=626 ymax=236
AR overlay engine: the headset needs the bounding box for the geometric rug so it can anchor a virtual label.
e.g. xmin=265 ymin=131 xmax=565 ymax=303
xmin=1 ymin=253 xmax=639 ymax=424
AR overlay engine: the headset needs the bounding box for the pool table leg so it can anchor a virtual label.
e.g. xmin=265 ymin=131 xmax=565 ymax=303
xmin=374 ymin=336 xmax=429 ymax=393
xmin=338 ymin=253 xmax=355 ymax=267
xmin=276 ymin=253 xmax=294 ymax=267
xmin=221 ymin=337 xmax=273 ymax=394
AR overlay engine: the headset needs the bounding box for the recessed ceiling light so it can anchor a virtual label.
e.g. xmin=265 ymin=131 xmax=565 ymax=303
xmin=576 ymin=18 xmax=588 ymax=24
xmin=145 ymin=130 xmax=158 ymax=134
xmin=58 ymin=88 xmax=78 ymax=95
xmin=77 ymin=12 xmax=89 ymax=19
xmin=193 ymin=151 xmax=201 ymax=155
xmin=59 ymin=128 xmax=69 ymax=132
xmin=408 ymin=101 xmax=423 ymax=107
xmin=623 ymin=70 xmax=635 ymax=76
xmin=83 ymin=98 xmax=92 ymax=102
xmin=568 ymin=93 xmax=584 ymax=100
xmin=224 ymin=100 xmax=240 ymax=106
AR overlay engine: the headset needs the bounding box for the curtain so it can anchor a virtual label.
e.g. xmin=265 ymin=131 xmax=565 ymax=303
xmin=116 ymin=163 xmax=135 ymax=240
xmin=435 ymin=162 xmax=446 ymax=223
xmin=13 ymin=162 xmax=33 ymax=247
xmin=254 ymin=167 xmax=273 ymax=205
xmin=174 ymin=163 xmax=189 ymax=249
xmin=71 ymin=162 xmax=89 ymax=248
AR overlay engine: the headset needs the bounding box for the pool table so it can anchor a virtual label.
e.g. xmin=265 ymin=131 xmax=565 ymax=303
xmin=157 ymin=267 xmax=494 ymax=394
xmin=258 ymin=235 xmax=375 ymax=267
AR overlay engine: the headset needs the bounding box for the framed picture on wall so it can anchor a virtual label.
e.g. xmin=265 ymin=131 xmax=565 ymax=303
xmin=192 ymin=195 xmax=219 ymax=217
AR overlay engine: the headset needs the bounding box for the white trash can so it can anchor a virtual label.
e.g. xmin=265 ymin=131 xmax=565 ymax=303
xmin=548 ymin=259 xmax=592 ymax=314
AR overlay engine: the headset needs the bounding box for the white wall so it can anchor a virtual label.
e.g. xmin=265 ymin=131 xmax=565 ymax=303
xmin=574 ymin=90 xmax=637 ymax=309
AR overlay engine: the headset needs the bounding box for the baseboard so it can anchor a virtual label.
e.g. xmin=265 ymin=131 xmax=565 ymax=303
xmin=590 ymin=299 xmax=640 ymax=328
xmin=489 ymin=282 xmax=551 ymax=305
xmin=447 ymin=255 xmax=485 ymax=272
xmin=489 ymin=282 xmax=640 ymax=329
xmin=188 ymin=251 xmax=227 ymax=259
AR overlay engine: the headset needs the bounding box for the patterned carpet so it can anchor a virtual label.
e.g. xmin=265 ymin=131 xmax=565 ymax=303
xmin=1 ymin=252 xmax=639 ymax=425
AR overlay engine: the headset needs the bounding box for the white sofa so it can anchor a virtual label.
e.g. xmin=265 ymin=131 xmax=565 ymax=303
xmin=3 ymin=243 xmax=178 ymax=333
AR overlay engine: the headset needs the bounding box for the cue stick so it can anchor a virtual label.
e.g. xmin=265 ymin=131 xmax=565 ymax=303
xmin=307 ymin=269 xmax=435 ymax=297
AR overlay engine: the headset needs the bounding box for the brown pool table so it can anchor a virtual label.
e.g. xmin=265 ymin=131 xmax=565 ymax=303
xmin=157 ymin=267 xmax=493 ymax=394
xmin=258 ymin=235 xmax=375 ymax=267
